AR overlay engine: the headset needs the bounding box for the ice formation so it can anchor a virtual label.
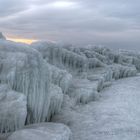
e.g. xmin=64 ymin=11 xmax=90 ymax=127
xmin=7 ymin=123 xmax=72 ymax=140
xmin=0 ymin=84 xmax=27 ymax=133
xmin=0 ymin=39 xmax=51 ymax=126
xmin=68 ymin=79 xmax=98 ymax=104
xmin=47 ymin=84 xmax=64 ymax=121
xmin=31 ymin=41 xmax=137 ymax=104
xmin=0 ymin=33 xmax=140 ymax=138
xmin=48 ymin=64 xmax=72 ymax=94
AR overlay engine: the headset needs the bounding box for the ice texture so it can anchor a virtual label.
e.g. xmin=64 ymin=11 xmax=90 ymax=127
xmin=48 ymin=64 xmax=72 ymax=94
xmin=0 ymin=84 xmax=27 ymax=133
xmin=0 ymin=39 xmax=51 ymax=125
xmin=0 ymin=36 xmax=139 ymax=137
xmin=52 ymin=76 xmax=140 ymax=140
xmin=7 ymin=123 xmax=72 ymax=140
xmin=47 ymin=84 xmax=64 ymax=121
xmin=31 ymin=41 xmax=137 ymax=104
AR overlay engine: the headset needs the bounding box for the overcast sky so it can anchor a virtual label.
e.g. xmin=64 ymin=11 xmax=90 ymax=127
xmin=0 ymin=0 xmax=140 ymax=50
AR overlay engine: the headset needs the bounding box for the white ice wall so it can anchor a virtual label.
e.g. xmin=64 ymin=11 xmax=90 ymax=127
xmin=0 ymin=40 xmax=51 ymax=125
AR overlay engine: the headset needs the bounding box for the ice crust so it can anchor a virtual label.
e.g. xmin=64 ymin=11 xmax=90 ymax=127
xmin=7 ymin=123 xmax=72 ymax=140
xmin=0 ymin=36 xmax=139 ymax=137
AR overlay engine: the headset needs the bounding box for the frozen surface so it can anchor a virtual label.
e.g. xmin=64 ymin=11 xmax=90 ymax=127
xmin=7 ymin=123 xmax=72 ymax=140
xmin=1 ymin=37 xmax=140 ymax=137
xmin=47 ymin=84 xmax=63 ymax=121
xmin=0 ymin=84 xmax=27 ymax=133
xmin=52 ymin=76 xmax=140 ymax=140
xmin=0 ymin=39 xmax=51 ymax=124
xmin=68 ymin=78 xmax=99 ymax=104
xmin=48 ymin=64 xmax=72 ymax=94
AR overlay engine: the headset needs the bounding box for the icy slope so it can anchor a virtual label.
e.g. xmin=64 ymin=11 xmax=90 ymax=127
xmin=31 ymin=42 xmax=106 ymax=74
xmin=52 ymin=76 xmax=140 ymax=140
xmin=0 ymin=39 xmax=51 ymax=125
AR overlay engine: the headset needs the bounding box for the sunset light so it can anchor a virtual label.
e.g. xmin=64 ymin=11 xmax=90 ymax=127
xmin=7 ymin=38 xmax=38 ymax=44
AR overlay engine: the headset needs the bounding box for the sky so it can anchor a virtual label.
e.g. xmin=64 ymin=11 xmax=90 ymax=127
xmin=0 ymin=0 xmax=140 ymax=50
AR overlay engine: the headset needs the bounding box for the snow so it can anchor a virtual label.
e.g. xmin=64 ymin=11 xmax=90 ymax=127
xmin=7 ymin=123 xmax=72 ymax=140
xmin=0 ymin=84 xmax=27 ymax=133
xmin=52 ymin=76 xmax=140 ymax=140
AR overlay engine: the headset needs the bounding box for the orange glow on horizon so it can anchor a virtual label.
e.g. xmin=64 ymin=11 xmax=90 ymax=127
xmin=7 ymin=38 xmax=38 ymax=44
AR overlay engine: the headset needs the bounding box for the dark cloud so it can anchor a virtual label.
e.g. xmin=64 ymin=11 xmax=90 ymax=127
xmin=0 ymin=0 xmax=140 ymax=50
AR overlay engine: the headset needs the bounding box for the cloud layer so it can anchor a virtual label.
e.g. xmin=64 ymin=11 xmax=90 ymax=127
xmin=0 ymin=0 xmax=140 ymax=50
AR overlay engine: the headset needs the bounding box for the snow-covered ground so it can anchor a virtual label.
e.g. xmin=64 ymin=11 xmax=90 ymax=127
xmin=53 ymin=76 xmax=140 ymax=140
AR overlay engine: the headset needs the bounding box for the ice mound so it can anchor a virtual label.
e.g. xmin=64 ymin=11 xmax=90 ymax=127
xmin=86 ymin=67 xmax=113 ymax=91
xmin=31 ymin=42 xmax=106 ymax=74
xmin=0 ymin=39 xmax=51 ymax=125
xmin=47 ymin=84 xmax=64 ymax=121
xmin=68 ymin=79 xmax=98 ymax=104
xmin=110 ymin=64 xmax=137 ymax=79
xmin=48 ymin=64 xmax=72 ymax=94
xmin=7 ymin=123 xmax=72 ymax=140
xmin=119 ymin=49 xmax=140 ymax=71
xmin=0 ymin=37 xmax=139 ymax=136
xmin=0 ymin=84 xmax=27 ymax=133
xmin=31 ymin=41 xmax=138 ymax=104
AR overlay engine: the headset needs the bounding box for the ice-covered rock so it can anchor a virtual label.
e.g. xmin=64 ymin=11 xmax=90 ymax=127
xmin=86 ymin=67 xmax=113 ymax=91
xmin=109 ymin=64 xmax=137 ymax=79
xmin=0 ymin=38 xmax=138 ymax=135
xmin=47 ymin=84 xmax=63 ymax=121
xmin=31 ymin=42 xmax=106 ymax=74
xmin=31 ymin=41 xmax=138 ymax=105
xmin=0 ymin=39 xmax=51 ymax=124
xmin=68 ymin=79 xmax=98 ymax=104
xmin=48 ymin=64 xmax=72 ymax=94
xmin=0 ymin=84 xmax=27 ymax=133
xmin=7 ymin=123 xmax=72 ymax=140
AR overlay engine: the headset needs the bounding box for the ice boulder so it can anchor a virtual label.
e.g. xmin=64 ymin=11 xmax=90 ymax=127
xmin=48 ymin=64 xmax=72 ymax=94
xmin=47 ymin=84 xmax=63 ymax=121
xmin=68 ymin=79 xmax=98 ymax=104
xmin=0 ymin=84 xmax=27 ymax=133
xmin=7 ymin=123 xmax=72 ymax=140
xmin=0 ymin=39 xmax=51 ymax=124
xmin=109 ymin=64 xmax=137 ymax=79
